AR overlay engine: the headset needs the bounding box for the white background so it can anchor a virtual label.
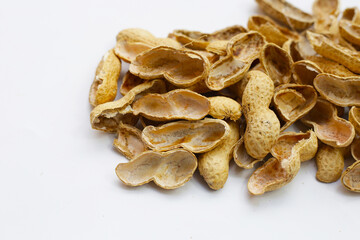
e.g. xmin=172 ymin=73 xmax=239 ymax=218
xmin=0 ymin=0 xmax=359 ymax=239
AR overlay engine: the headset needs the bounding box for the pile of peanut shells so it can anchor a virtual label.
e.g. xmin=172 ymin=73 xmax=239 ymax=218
xmin=89 ymin=0 xmax=360 ymax=194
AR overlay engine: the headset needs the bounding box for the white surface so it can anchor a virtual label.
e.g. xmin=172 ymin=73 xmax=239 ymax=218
xmin=0 ymin=0 xmax=358 ymax=239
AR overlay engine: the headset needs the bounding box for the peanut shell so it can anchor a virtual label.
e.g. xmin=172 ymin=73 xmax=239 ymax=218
xmin=255 ymin=0 xmax=314 ymax=30
xmin=341 ymin=161 xmax=360 ymax=193
xmin=301 ymin=98 xmax=355 ymax=148
xmin=273 ymin=84 xmax=317 ymax=131
xmin=316 ymin=144 xmax=345 ymax=183
xmin=115 ymin=149 xmax=197 ymax=189
xmin=351 ymin=138 xmax=360 ymax=162
xmin=314 ymin=74 xmax=360 ymax=107
xmin=208 ymin=96 xmax=242 ymax=121
xmin=141 ymin=118 xmax=230 ymax=153
xmin=120 ymin=71 xmax=146 ymax=95
xmin=349 ymin=106 xmax=360 ymax=135
xmin=170 ymin=25 xmax=247 ymax=50
xmin=132 ymin=89 xmax=210 ymax=121
xmin=292 ymin=60 xmax=322 ymax=86
xmin=247 ymin=15 xmax=299 ymax=46
xmin=89 ymin=49 xmax=121 ymax=107
xmin=207 ymin=31 xmax=266 ymax=91
xmin=261 ymin=43 xmax=293 ymax=86
xmin=307 ymin=31 xmax=360 ymax=74
xmin=248 ymin=130 xmax=317 ymax=195
xmin=113 ymin=123 xmax=148 ymax=160
xmin=90 ymin=79 xmax=166 ymax=132
xmin=115 ymin=28 xmax=181 ymax=62
xmin=199 ymin=121 xmax=240 ymax=190
xmin=130 ymin=46 xmax=209 ymax=87
xmin=242 ymin=70 xmax=280 ymax=159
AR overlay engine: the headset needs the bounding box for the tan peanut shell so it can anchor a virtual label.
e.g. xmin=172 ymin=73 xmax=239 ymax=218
xmin=208 ymin=96 xmax=242 ymax=121
xmin=247 ymin=15 xmax=299 ymax=46
xmin=141 ymin=118 xmax=230 ymax=153
xmin=342 ymin=7 xmax=360 ymax=24
xmin=89 ymin=49 xmax=121 ymax=107
xmin=312 ymin=0 xmax=339 ymax=34
xmin=339 ymin=20 xmax=360 ymax=46
xmin=132 ymin=89 xmax=210 ymax=121
xmin=301 ymin=98 xmax=355 ymax=148
xmin=242 ymin=70 xmax=280 ymax=159
xmin=341 ymin=161 xmax=360 ymax=193
xmin=233 ymin=136 xmax=262 ymax=169
xmin=113 ymin=123 xmax=148 ymax=160
xmin=282 ymin=40 xmax=304 ymax=62
xmin=292 ymin=60 xmax=322 ymax=86
xmin=271 ymin=131 xmax=318 ymax=163
xmin=260 ymin=43 xmax=293 ymax=87
xmin=90 ymin=79 xmax=166 ymax=132
xmin=349 ymin=107 xmax=360 ymax=135
xmin=255 ymin=0 xmax=314 ymax=30
xmin=326 ymin=33 xmax=358 ymax=51
xmin=199 ymin=121 xmax=240 ymax=190
xmin=205 ymin=40 xmax=228 ymax=56
xmin=207 ymin=31 xmax=266 ymax=91
xmin=305 ymin=56 xmax=357 ymax=77
xmin=129 ymin=46 xmax=209 ymax=87
xmin=307 ymin=31 xmax=360 ymax=74
xmin=120 ymin=71 xmax=146 ymax=95
xmin=351 ymin=138 xmax=360 ymax=162
xmin=115 ymin=149 xmax=197 ymax=189
xmin=169 ymin=25 xmax=247 ymax=50
xmin=115 ymin=28 xmax=181 ymax=62
xmin=314 ymin=74 xmax=360 ymax=107
xmin=273 ymin=84 xmax=317 ymax=131
xmin=316 ymin=144 xmax=345 ymax=183
xmin=248 ymin=130 xmax=317 ymax=195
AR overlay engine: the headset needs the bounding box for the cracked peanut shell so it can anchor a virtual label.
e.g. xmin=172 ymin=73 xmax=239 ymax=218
xmin=248 ymin=130 xmax=317 ymax=195
xmin=255 ymin=0 xmax=314 ymax=30
xmin=301 ymin=98 xmax=355 ymax=148
xmin=169 ymin=25 xmax=247 ymax=50
xmin=273 ymin=84 xmax=317 ymax=131
xmin=115 ymin=149 xmax=197 ymax=189
xmin=141 ymin=118 xmax=230 ymax=153
xmin=130 ymin=46 xmax=210 ymax=87
xmin=132 ymin=89 xmax=210 ymax=121
xmin=115 ymin=28 xmax=181 ymax=63
xmin=248 ymin=15 xmax=299 ymax=46
xmin=206 ymin=31 xmax=266 ymax=91
xmin=90 ymin=79 xmax=166 ymax=132
xmin=113 ymin=123 xmax=149 ymax=160
xmin=314 ymin=74 xmax=360 ymax=107
xmin=261 ymin=43 xmax=293 ymax=87
xmin=307 ymin=31 xmax=360 ymax=74
xmin=341 ymin=161 xmax=360 ymax=193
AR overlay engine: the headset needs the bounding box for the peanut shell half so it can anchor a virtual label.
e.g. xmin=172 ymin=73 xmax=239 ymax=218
xmin=341 ymin=161 xmax=360 ymax=193
xmin=314 ymin=74 xmax=360 ymax=107
xmin=130 ymin=46 xmax=210 ymax=87
xmin=255 ymin=0 xmax=314 ymax=30
xmin=301 ymin=98 xmax=355 ymax=148
xmin=141 ymin=118 xmax=230 ymax=153
xmin=207 ymin=31 xmax=266 ymax=91
xmin=132 ymin=89 xmax=210 ymax=121
xmin=115 ymin=149 xmax=197 ymax=189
